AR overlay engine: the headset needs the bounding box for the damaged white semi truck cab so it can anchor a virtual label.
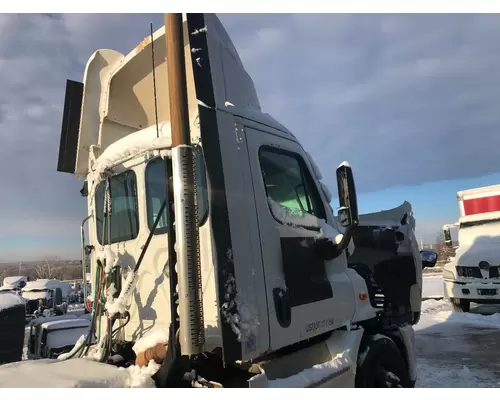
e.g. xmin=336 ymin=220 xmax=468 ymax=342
xmin=54 ymin=14 xmax=436 ymax=388
xmin=442 ymin=184 xmax=500 ymax=313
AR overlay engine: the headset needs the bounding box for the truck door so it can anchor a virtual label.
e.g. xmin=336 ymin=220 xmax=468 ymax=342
xmin=245 ymin=125 xmax=355 ymax=351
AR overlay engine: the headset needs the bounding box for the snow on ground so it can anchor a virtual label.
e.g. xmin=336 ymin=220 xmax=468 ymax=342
xmin=9 ymin=278 xmax=500 ymax=388
xmin=422 ymin=274 xmax=444 ymax=299
xmin=417 ymin=279 xmax=500 ymax=387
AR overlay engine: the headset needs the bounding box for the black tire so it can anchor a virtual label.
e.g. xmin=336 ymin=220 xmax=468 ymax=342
xmin=355 ymin=335 xmax=410 ymax=388
xmin=450 ymin=298 xmax=470 ymax=312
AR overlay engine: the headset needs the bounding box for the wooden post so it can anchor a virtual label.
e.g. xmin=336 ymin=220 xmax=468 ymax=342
xmin=164 ymin=13 xmax=204 ymax=357
xmin=164 ymin=13 xmax=191 ymax=147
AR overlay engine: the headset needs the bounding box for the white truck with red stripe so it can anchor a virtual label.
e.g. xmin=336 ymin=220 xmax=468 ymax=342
xmin=442 ymin=184 xmax=500 ymax=312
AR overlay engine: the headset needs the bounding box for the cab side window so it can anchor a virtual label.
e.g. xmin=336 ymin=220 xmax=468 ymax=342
xmin=145 ymin=148 xmax=209 ymax=235
xmin=95 ymin=170 xmax=139 ymax=245
xmin=259 ymin=147 xmax=325 ymax=224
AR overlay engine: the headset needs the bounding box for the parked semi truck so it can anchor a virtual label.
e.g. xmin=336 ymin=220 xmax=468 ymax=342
xmin=0 ymin=13 xmax=437 ymax=388
xmin=0 ymin=276 xmax=29 ymax=294
xmin=21 ymin=279 xmax=69 ymax=319
xmin=442 ymin=184 xmax=500 ymax=312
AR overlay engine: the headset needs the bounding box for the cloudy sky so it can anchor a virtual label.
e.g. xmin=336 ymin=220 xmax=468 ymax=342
xmin=1 ymin=13 xmax=499 ymax=261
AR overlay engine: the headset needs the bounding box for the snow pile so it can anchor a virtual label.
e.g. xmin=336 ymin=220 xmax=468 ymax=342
xmin=0 ymin=292 xmax=24 ymax=311
xmin=93 ymin=122 xmax=172 ymax=176
xmin=55 ymin=346 xmax=161 ymax=387
xmin=265 ymin=352 xmax=351 ymax=388
xmin=132 ymin=326 xmax=169 ymax=355
xmin=121 ymin=360 xmax=161 ymax=388
xmin=417 ymin=361 xmax=494 ymax=388
xmin=418 ymin=299 xmax=500 ymax=330
xmin=0 ymin=358 xmax=130 ymax=388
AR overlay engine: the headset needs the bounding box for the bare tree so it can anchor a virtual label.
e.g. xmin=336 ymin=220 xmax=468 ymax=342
xmin=435 ymin=232 xmax=456 ymax=263
xmin=34 ymin=261 xmax=54 ymax=279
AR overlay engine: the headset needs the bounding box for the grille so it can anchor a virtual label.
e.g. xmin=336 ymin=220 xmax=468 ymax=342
xmin=456 ymin=266 xmax=500 ymax=279
xmin=25 ymin=300 xmax=39 ymax=315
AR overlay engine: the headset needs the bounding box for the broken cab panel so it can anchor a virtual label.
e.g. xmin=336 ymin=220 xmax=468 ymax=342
xmin=348 ymin=201 xmax=422 ymax=325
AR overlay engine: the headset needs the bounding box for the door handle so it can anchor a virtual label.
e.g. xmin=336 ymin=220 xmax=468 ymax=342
xmin=273 ymin=287 xmax=291 ymax=328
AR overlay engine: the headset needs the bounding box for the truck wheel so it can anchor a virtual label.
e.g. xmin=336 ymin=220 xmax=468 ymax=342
xmin=355 ymin=336 xmax=409 ymax=388
xmin=450 ymin=298 xmax=470 ymax=312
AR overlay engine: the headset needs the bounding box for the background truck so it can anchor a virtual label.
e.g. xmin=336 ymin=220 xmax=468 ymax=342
xmin=0 ymin=276 xmax=29 ymax=294
xmin=442 ymin=184 xmax=500 ymax=312
xmin=21 ymin=279 xmax=70 ymax=319
xmin=0 ymin=13 xmax=437 ymax=388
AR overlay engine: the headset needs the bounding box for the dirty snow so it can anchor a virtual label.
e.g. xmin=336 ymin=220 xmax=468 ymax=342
xmin=0 ymin=292 xmax=24 ymax=311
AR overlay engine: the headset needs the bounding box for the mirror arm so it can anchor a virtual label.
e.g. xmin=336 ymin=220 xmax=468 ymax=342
xmin=317 ymin=222 xmax=358 ymax=261
xmin=338 ymin=222 xmax=358 ymax=253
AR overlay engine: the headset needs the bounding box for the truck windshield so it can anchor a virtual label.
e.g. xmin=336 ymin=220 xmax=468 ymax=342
xmin=22 ymin=290 xmax=51 ymax=300
xmin=460 ymin=218 xmax=500 ymax=229
xmin=458 ymin=218 xmax=500 ymax=245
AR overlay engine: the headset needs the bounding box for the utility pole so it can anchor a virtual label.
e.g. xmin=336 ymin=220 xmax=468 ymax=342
xmin=164 ymin=13 xmax=204 ymax=357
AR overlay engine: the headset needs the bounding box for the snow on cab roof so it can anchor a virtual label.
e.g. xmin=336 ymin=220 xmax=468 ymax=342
xmin=23 ymin=279 xmax=62 ymax=292
xmin=0 ymin=283 xmax=16 ymax=291
xmin=93 ymin=122 xmax=172 ymax=176
xmin=0 ymin=292 xmax=25 ymax=311
xmin=3 ymin=276 xmax=27 ymax=286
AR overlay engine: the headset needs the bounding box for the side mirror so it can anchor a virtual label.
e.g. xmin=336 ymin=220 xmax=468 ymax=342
xmin=421 ymin=249 xmax=438 ymax=269
xmin=443 ymin=227 xmax=453 ymax=248
xmin=336 ymin=162 xmax=359 ymax=229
